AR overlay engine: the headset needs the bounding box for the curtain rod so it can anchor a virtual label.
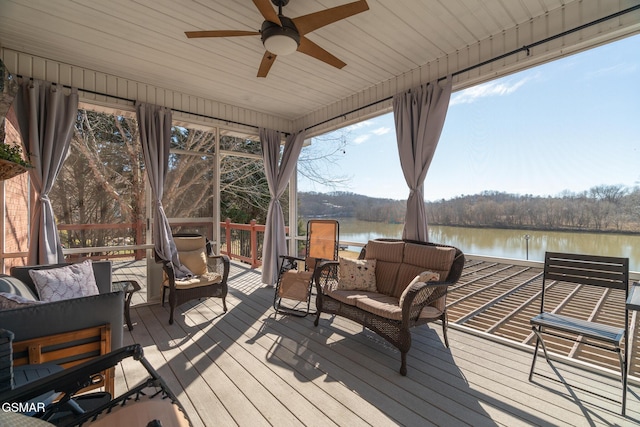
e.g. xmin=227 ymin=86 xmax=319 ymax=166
xmin=13 ymin=76 xmax=264 ymax=132
xmin=303 ymin=3 xmax=640 ymax=133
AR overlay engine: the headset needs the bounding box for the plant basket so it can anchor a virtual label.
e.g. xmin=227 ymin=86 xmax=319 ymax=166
xmin=0 ymin=158 xmax=29 ymax=180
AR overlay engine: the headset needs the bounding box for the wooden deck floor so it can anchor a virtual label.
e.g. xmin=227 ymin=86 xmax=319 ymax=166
xmin=118 ymin=262 xmax=640 ymax=426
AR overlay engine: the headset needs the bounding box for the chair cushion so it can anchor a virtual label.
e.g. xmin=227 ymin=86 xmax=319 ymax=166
xmin=279 ymin=271 xmax=312 ymax=301
xmin=355 ymin=294 xmax=402 ymax=320
xmin=326 ymin=289 xmax=381 ymax=306
xmin=337 ymin=258 xmax=377 ymax=292
xmin=398 ymin=271 xmax=440 ymax=307
xmin=364 ymin=240 xmax=404 ymax=295
xmin=394 ymin=244 xmax=455 ymax=297
xmin=28 ymin=260 xmax=99 ymax=302
xmin=164 ymin=272 xmax=222 ymax=290
xmin=173 ymin=235 xmax=207 ymax=252
xmin=0 ymin=292 xmax=43 ymax=310
xmin=364 ymin=240 xmax=404 ymax=263
xmin=178 ymin=249 xmax=208 ymax=276
xmin=402 ymin=243 xmax=455 ymax=278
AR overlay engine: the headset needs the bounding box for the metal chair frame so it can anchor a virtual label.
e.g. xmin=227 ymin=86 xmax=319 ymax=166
xmin=273 ymin=220 xmax=339 ymax=317
xmin=529 ymin=252 xmax=629 ymax=415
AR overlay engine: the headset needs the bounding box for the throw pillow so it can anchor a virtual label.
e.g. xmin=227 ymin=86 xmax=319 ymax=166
xmin=29 ymin=260 xmax=99 ymax=302
xmin=0 ymin=292 xmax=43 ymax=310
xmin=337 ymin=258 xmax=377 ymax=292
xmin=399 ymin=271 xmax=440 ymax=307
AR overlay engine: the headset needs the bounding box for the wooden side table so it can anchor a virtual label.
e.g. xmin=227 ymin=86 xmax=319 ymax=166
xmin=112 ymin=280 xmax=141 ymax=331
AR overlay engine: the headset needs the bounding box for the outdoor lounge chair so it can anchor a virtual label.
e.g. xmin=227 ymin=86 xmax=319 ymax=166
xmin=273 ymin=219 xmax=339 ymax=317
xmin=0 ymin=343 xmax=190 ymax=426
xmin=159 ymin=233 xmax=229 ymax=324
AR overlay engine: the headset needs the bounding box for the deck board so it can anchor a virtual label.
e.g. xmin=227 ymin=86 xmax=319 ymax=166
xmin=120 ymin=262 xmax=640 ymax=426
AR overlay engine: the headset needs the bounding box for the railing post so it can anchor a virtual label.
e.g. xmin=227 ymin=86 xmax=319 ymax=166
xmin=250 ymin=219 xmax=258 ymax=268
xmin=225 ymin=218 xmax=232 ymax=258
xmin=135 ymin=220 xmax=144 ymax=260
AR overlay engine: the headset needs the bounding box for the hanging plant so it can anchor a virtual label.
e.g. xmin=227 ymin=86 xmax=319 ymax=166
xmin=0 ymin=144 xmax=32 ymax=180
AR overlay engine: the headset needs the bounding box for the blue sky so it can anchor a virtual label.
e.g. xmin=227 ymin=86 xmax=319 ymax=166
xmin=299 ymin=34 xmax=640 ymax=201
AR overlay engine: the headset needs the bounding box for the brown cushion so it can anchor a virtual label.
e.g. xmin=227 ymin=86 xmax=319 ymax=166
xmin=326 ymin=289 xmax=380 ymax=306
xmin=402 ymin=243 xmax=455 ymax=275
xmin=364 ymin=240 xmax=404 ymax=295
xmin=355 ymin=294 xmax=402 ymax=320
xmin=394 ymin=244 xmax=455 ymax=296
xmin=364 ymin=240 xmax=404 ymax=263
xmin=279 ymin=271 xmax=312 ymax=301
xmin=87 ymin=397 xmax=191 ymax=427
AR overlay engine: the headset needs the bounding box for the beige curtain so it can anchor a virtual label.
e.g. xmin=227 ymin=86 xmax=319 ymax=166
xmin=393 ymin=77 xmax=452 ymax=242
xmin=9 ymin=80 xmax=78 ymax=264
xmin=137 ymin=103 xmax=191 ymax=278
xmin=261 ymin=128 xmax=306 ymax=286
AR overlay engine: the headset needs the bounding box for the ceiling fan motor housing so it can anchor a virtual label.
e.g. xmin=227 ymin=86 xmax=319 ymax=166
xmin=261 ymin=16 xmax=300 ymax=47
xmin=271 ymin=0 xmax=290 ymax=7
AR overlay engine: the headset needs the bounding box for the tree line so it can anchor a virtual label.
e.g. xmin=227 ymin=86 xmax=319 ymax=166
xmin=299 ymin=191 xmax=405 ymax=223
xmin=300 ymin=185 xmax=640 ymax=233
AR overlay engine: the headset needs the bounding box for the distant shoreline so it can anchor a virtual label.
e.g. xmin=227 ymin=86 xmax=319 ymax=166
xmin=428 ymin=223 xmax=640 ymax=236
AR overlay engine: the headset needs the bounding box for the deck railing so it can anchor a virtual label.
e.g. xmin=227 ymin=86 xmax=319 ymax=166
xmin=55 ymin=219 xmax=287 ymax=268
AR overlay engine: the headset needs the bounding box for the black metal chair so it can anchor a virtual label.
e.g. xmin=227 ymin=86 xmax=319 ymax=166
xmin=273 ymin=220 xmax=339 ymax=317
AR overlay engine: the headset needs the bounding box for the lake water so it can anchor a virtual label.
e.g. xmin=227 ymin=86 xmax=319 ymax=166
xmin=336 ymin=217 xmax=640 ymax=271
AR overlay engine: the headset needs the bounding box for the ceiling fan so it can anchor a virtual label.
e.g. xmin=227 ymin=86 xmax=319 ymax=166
xmin=185 ymin=0 xmax=369 ymax=77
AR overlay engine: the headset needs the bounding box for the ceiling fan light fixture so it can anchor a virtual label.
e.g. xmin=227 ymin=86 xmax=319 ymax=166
xmin=264 ymin=34 xmax=298 ymax=55
xmin=261 ymin=17 xmax=300 ymax=56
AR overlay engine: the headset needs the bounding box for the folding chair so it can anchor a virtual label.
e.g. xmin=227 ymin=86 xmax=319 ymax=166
xmin=273 ymin=219 xmax=339 ymax=317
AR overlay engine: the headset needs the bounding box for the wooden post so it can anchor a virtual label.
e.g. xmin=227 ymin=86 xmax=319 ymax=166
xmin=135 ymin=220 xmax=144 ymax=260
xmin=225 ymin=218 xmax=232 ymax=257
xmin=250 ymin=219 xmax=258 ymax=268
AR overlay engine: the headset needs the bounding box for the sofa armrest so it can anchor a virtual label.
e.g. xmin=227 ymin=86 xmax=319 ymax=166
xmin=0 ymin=292 xmax=124 ymax=350
xmin=0 ymin=329 xmax=14 ymax=393
xmin=400 ymin=281 xmax=450 ymax=322
xmin=208 ymin=254 xmax=230 ymax=285
xmin=313 ymin=260 xmax=339 ymax=294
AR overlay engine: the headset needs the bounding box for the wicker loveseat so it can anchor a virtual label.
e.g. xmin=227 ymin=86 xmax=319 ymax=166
xmin=313 ymin=238 xmax=464 ymax=375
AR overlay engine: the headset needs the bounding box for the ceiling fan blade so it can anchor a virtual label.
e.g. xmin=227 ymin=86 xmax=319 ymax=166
xmin=185 ymin=30 xmax=260 ymax=38
xmin=297 ymin=37 xmax=346 ymax=69
xmin=257 ymin=51 xmax=277 ymax=77
xmin=253 ymin=0 xmax=281 ymax=26
xmin=292 ymin=0 xmax=369 ymax=35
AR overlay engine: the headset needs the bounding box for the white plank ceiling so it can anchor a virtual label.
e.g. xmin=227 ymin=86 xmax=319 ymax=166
xmin=0 ymin=0 xmax=639 ymax=134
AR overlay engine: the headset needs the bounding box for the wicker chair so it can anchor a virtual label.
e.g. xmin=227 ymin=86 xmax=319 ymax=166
xmin=158 ymin=234 xmax=229 ymax=324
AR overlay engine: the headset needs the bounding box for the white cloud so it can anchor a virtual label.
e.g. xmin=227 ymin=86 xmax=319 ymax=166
xmin=586 ymin=63 xmax=638 ymax=79
xmin=372 ymin=127 xmax=391 ymax=136
xmin=450 ymin=76 xmax=532 ymax=105
xmin=345 ymin=120 xmax=374 ymax=131
xmin=353 ymin=134 xmax=370 ymax=145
